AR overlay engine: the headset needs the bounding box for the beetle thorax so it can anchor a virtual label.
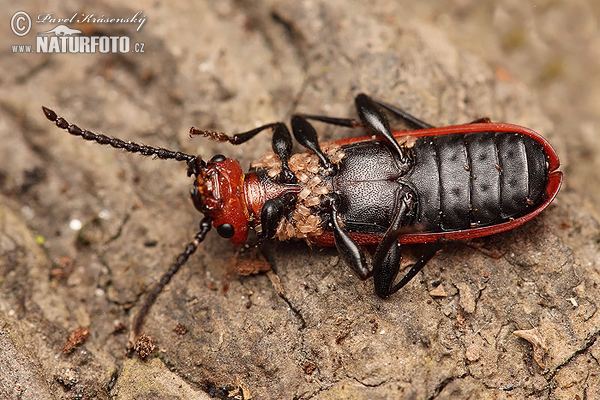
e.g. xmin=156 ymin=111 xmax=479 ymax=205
xmin=250 ymin=143 xmax=346 ymax=241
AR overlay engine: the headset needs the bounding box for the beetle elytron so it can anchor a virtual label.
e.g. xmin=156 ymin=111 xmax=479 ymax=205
xmin=42 ymin=93 xmax=562 ymax=346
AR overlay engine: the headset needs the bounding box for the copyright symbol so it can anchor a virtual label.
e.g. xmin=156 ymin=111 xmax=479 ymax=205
xmin=11 ymin=11 xmax=31 ymax=36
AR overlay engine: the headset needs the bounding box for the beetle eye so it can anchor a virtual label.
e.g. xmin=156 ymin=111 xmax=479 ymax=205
xmin=210 ymin=154 xmax=226 ymax=163
xmin=190 ymin=186 xmax=204 ymax=212
xmin=217 ymin=223 xmax=235 ymax=238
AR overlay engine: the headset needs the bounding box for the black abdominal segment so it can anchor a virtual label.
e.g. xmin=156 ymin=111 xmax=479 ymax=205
xmin=334 ymin=132 xmax=548 ymax=234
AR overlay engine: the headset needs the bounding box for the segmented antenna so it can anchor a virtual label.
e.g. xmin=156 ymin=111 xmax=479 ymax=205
xmin=127 ymin=216 xmax=212 ymax=355
xmin=42 ymin=106 xmax=197 ymax=165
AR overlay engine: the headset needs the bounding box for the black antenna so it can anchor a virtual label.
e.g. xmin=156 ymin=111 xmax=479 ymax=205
xmin=42 ymin=106 xmax=198 ymax=166
xmin=42 ymin=106 xmax=213 ymax=356
xmin=127 ymin=216 xmax=212 ymax=355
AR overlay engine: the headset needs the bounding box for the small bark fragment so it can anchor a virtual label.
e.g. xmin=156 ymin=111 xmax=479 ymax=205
xmin=55 ymin=367 xmax=79 ymax=389
xmin=513 ymin=327 xmax=548 ymax=369
xmin=173 ymin=323 xmax=188 ymax=336
xmin=429 ymin=285 xmax=448 ymax=297
xmin=62 ymin=327 xmax=90 ymax=354
xmin=456 ymin=283 xmax=477 ymax=314
xmin=134 ymin=333 xmax=156 ymax=360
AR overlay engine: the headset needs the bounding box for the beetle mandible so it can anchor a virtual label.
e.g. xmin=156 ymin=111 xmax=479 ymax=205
xmin=42 ymin=93 xmax=562 ymax=346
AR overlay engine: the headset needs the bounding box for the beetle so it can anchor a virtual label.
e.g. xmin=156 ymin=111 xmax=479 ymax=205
xmin=41 ymin=93 xmax=561 ymax=346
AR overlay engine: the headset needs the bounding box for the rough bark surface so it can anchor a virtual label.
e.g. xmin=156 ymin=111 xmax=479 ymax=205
xmin=1 ymin=1 xmax=599 ymax=399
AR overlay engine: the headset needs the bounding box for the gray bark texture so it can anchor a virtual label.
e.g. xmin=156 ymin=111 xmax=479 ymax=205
xmin=1 ymin=1 xmax=599 ymax=399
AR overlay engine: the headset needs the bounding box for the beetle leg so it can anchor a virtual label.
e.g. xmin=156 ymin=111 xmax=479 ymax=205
xmin=259 ymin=241 xmax=278 ymax=273
xmin=293 ymin=113 xmax=363 ymax=128
xmin=190 ymin=122 xmax=296 ymax=183
xmin=371 ymin=98 xmax=491 ymax=128
xmin=325 ymin=196 xmax=371 ymax=280
xmin=294 ymin=97 xmax=433 ymax=131
xmin=368 ymin=98 xmax=434 ymax=130
xmin=387 ymin=244 xmax=440 ymax=295
xmin=291 ymin=116 xmax=335 ymax=173
xmin=354 ymin=93 xmax=410 ymax=165
xmin=371 ymin=189 xmax=439 ymax=298
xmin=271 ymin=124 xmax=296 ymax=183
xmin=371 ymin=190 xmax=411 ymax=297
xmin=260 ymin=193 xmax=296 ymax=240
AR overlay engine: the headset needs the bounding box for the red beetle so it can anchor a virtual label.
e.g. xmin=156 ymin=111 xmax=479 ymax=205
xmin=314 ymin=121 xmax=561 ymax=246
xmin=42 ymin=93 xmax=561 ymax=346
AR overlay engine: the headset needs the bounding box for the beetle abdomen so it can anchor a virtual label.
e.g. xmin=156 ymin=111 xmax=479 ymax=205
xmin=408 ymin=132 xmax=548 ymax=231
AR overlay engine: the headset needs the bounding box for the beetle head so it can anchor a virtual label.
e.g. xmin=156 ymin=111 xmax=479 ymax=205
xmin=190 ymin=154 xmax=249 ymax=244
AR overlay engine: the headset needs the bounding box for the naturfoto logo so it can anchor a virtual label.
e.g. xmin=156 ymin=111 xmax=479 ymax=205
xmin=10 ymin=11 xmax=146 ymax=54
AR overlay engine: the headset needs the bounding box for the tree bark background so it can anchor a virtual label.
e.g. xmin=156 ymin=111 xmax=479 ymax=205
xmin=1 ymin=1 xmax=599 ymax=399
